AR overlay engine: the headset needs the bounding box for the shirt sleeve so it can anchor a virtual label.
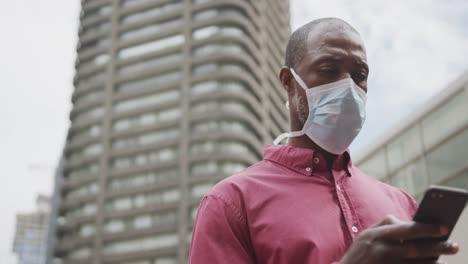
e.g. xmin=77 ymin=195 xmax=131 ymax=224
xmin=189 ymin=195 xmax=256 ymax=264
xmin=400 ymin=190 xmax=418 ymax=217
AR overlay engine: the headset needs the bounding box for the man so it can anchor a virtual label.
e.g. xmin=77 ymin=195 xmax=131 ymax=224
xmin=189 ymin=18 xmax=459 ymax=264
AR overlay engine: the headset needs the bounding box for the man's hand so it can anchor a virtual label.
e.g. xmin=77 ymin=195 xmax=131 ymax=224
xmin=340 ymin=215 xmax=459 ymax=264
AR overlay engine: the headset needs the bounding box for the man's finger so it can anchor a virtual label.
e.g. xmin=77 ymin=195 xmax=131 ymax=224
xmin=401 ymin=260 xmax=446 ymax=264
xmin=391 ymin=240 xmax=458 ymax=258
xmin=372 ymin=214 xmax=402 ymax=228
xmin=376 ymin=221 xmax=448 ymax=240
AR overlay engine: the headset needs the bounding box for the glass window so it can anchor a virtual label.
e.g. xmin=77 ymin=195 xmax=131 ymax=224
xmin=191 ymin=183 xmax=213 ymax=198
xmin=190 ymin=141 xmax=215 ymax=154
xmin=121 ymin=261 xmax=151 ymax=264
xmin=76 ymin=71 xmax=106 ymax=89
xmin=79 ymin=38 xmax=110 ymax=52
xmin=112 ymin=128 xmax=179 ymax=150
xmin=79 ymin=224 xmax=95 ymax=237
xmin=358 ymin=150 xmax=388 ymax=180
xmin=192 ymin=63 xmax=217 ymax=75
xmin=103 ymin=234 xmax=178 ymax=255
xmin=68 ymin=247 xmax=91 ymax=260
xmin=389 ymin=158 xmax=427 ymax=195
xmin=114 ymin=197 xmax=132 ymax=210
xmin=65 ymin=182 xmax=99 ymax=200
xmin=68 ymin=143 xmax=103 ymax=162
xmin=112 ymin=108 xmax=180 ymax=132
xmin=193 ymin=26 xmax=218 ymax=40
xmin=119 ymin=34 xmax=184 ymax=59
xmin=118 ymin=53 xmax=182 ymax=76
xmin=109 ymin=169 xmax=178 ymax=190
xmin=193 ymin=43 xmax=244 ymax=57
xmin=193 ymin=9 xmax=218 ymax=21
xmin=113 ymin=90 xmax=179 ymax=114
xmin=68 ymin=163 xmax=99 ymax=180
xmin=80 ymin=21 xmax=111 ymax=37
xmin=191 ymin=81 xmax=217 ymax=95
xmin=192 ymin=25 xmax=245 ymax=41
xmin=426 ymin=128 xmax=468 ymax=184
xmin=67 ymin=203 xmax=97 ymax=218
xmin=191 ymin=161 xmax=217 ymax=176
xmin=189 ymin=140 xmax=249 ymax=155
xmin=191 ymin=120 xmax=251 ymax=135
xmin=74 ymin=106 xmax=105 ymax=122
xmin=155 ymin=258 xmax=177 ymax=264
xmin=121 ymin=19 xmax=181 ymax=41
xmin=83 ymin=143 xmax=102 ymax=156
xmin=120 ymin=0 xmax=149 ymax=8
xmin=116 ymin=71 xmax=181 ymax=93
xmin=386 ymin=125 xmax=424 ymax=173
xmin=221 ymin=162 xmax=247 ymax=175
xmin=190 ymin=206 xmax=198 ymax=222
xmin=69 ymin=124 xmax=102 ymax=142
xmin=79 ymin=54 xmax=110 ymax=70
xmin=83 ymin=204 xmax=97 ymax=215
xmin=121 ymin=1 xmax=183 ymax=25
xmin=442 ymin=170 xmax=468 ymax=190
xmin=106 ymin=189 xmax=180 ymax=212
xmin=133 ymin=215 xmax=152 ymax=229
xmin=99 ymin=5 xmax=112 ymax=15
xmin=104 ymin=219 xmax=125 ymax=233
xmin=74 ymin=89 xmax=105 ymax=108
xmin=422 ymin=90 xmax=468 ymax=149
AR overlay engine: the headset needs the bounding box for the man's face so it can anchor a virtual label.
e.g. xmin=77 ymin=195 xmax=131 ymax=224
xmin=292 ymin=27 xmax=369 ymax=124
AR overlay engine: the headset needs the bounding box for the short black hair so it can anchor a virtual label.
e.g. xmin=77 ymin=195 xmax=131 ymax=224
xmin=284 ymin=18 xmax=359 ymax=68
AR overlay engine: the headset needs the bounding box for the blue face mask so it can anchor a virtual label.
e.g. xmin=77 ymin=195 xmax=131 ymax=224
xmin=274 ymin=68 xmax=367 ymax=154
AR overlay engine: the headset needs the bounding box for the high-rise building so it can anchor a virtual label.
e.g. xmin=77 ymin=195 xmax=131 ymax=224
xmin=13 ymin=195 xmax=51 ymax=264
xmin=355 ymin=72 xmax=468 ymax=264
xmin=52 ymin=0 xmax=290 ymax=263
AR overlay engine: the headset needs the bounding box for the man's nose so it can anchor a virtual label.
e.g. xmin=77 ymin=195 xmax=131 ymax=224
xmin=339 ymin=72 xmax=352 ymax=81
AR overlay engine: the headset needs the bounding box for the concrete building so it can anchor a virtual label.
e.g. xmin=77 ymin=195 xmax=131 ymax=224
xmin=356 ymin=72 xmax=468 ymax=263
xmin=52 ymin=0 xmax=290 ymax=263
xmin=13 ymin=195 xmax=51 ymax=264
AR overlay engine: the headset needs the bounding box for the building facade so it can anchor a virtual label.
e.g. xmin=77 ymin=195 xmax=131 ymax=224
xmin=13 ymin=195 xmax=51 ymax=264
xmin=355 ymin=72 xmax=468 ymax=263
xmin=53 ymin=0 xmax=290 ymax=263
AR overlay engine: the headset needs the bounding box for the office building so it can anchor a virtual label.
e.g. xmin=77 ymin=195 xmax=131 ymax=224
xmin=52 ymin=0 xmax=290 ymax=263
xmin=356 ymin=71 xmax=468 ymax=264
xmin=13 ymin=195 xmax=51 ymax=264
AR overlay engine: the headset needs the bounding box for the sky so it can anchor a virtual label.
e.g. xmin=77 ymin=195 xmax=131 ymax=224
xmin=0 ymin=0 xmax=467 ymax=263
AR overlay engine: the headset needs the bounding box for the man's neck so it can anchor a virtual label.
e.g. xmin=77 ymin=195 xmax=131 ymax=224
xmin=288 ymin=136 xmax=338 ymax=169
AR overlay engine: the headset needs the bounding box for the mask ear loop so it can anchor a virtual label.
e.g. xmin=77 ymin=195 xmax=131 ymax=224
xmin=273 ymin=131 xmax=306 ymax=145
xmin=273 ymin=68 xmax=310 ymax=145
xmin=289 ymin=68 xmax=309 ymax=91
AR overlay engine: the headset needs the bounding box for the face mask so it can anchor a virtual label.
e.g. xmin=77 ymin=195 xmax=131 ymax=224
xmin=273 ymin=68 xmax=367 ymax=154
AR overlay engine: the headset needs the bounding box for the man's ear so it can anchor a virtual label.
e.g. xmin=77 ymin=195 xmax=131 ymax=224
xmin=279 ymin=67 xmax=294 ymax=94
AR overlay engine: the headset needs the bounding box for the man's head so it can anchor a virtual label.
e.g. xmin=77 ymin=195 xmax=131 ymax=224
xmin=279 ymin=18 xmax=369 ymax=153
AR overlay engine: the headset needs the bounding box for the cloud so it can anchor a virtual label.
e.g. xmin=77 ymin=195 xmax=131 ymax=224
xmin=291 ymin=0 xmax=468 ymax=151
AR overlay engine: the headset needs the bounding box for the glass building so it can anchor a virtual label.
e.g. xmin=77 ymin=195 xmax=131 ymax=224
xmin=356 ymin=71 xmax=468 ymax=264
xmin=13 ymin=196 xmax=51 ymax=264
xmin=51 ymin=0 xmax=290 ymax=264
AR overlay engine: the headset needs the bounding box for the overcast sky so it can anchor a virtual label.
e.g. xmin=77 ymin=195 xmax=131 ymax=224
xmin=1 ymin=0 xmax=467 ymax=263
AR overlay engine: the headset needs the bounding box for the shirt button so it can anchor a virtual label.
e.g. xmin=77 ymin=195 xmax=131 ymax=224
xmin=313 ymin=157 xmax=320 ymax=164
xmin=336 ymin=185 xmax=341 ymax=191
xmin=305 ymin=167 xmax=311 ymax=172
xmin=351 ymin=226 xmax=359 ymax=233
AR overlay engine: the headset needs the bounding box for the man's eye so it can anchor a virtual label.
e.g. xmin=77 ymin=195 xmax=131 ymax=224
xmin=353 ymin=72 xmax=368 ymax=82
xmin=318 ymin=69 xmax=338 ymax=75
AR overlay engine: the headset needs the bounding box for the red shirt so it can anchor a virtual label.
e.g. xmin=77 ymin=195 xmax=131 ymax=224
xmin=189 ymin=144 xmax=417 ymax=264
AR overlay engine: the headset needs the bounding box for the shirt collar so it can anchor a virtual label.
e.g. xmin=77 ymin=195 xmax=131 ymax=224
xmin=263 ymin=144 xmax=352 ymax=176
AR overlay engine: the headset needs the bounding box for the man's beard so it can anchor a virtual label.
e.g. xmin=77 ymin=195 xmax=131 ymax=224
xmin=295 ymin=93 xmax=308 ymax=125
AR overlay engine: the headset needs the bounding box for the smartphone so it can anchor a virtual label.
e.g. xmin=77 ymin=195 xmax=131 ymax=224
xmin=413 ymin=185 xmax=468 ymax=259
